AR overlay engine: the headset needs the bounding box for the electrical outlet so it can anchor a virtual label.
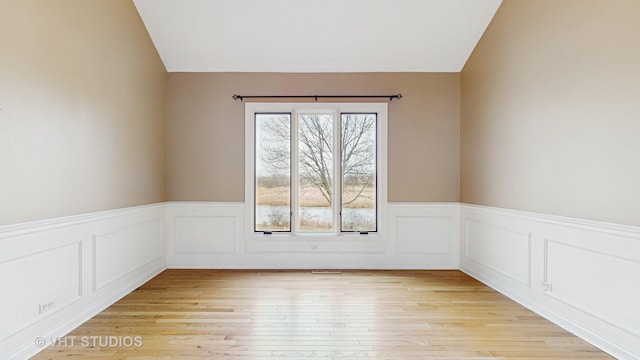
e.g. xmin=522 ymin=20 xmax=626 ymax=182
xmin=541 ymin=282 xmax=553 ymax=292
xmin=310 ymin=245 xmax=319 ymax=251
xmin=39 ymin=301 xmax=55 ymax=314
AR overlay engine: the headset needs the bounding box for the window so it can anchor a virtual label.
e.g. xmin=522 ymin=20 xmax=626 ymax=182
xmin=247 ymin=103 xmax=387 ymax=237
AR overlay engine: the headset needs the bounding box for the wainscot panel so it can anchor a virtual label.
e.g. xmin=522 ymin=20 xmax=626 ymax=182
xmin=464 ymin=219 xmax=531 ymax=286
xmin=0 ymin=204 xmax=166 ymax=360
xmin=460 ymin=204 xmax=640 ymax=360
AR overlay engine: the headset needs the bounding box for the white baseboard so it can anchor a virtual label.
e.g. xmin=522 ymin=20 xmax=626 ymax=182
xmin=460 ymin=204 xmax=640 ymax=360
xmin=166 ymin=202 xmax=460 ymax=269
xmin=0 ymin=204 xmax=167 ymax=360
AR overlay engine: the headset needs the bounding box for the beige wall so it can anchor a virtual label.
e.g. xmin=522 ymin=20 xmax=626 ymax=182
xmin=167 ymin=72 xmax=460 ymax=202
xmin=0 ymin=0 xmax=167 ymax=225
xmin=461 ymin=0 xmax=640 ymax=226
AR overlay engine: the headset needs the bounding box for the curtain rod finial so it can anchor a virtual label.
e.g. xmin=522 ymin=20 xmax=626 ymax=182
xmin=232 ymin=94 xmax=243 ymax=101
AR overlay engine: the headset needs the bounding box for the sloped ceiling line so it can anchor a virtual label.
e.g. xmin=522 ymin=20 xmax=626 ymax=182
xmin=133 ymin=0 xmax=502 ymax=73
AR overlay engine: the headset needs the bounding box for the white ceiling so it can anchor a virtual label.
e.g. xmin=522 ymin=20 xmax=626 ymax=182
xmin=133 ymin=0 xmax=502 ymax=73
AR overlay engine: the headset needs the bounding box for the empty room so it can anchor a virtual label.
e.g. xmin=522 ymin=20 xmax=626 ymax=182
xmin=1 ymin=0 xmax=638 ymax=359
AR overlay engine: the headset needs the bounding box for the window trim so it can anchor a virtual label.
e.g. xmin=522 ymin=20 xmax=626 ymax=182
xmin=245 ymin=102 xmax=387 ymax=246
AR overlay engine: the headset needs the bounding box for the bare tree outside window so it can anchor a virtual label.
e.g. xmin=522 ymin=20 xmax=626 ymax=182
xmin=255 ymin=114 xmax=291 ymax=231
xmin=341 ymin=114 xmax=376 ymax=231
xmin=298 ymin=114 xmax=334 ymax=231
xmin=255 ymin=112 xmax=377 ymax=233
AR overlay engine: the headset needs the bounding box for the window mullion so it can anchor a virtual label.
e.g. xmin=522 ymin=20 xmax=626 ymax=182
xmin=290 ymin=110 xmax=299 ymax=235
xmin=333 ymin=109 xmax=342 ymax=235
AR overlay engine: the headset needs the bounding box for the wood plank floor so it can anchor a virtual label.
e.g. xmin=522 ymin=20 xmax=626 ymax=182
xmin=33 ymin=270 xmax=612 ymax=359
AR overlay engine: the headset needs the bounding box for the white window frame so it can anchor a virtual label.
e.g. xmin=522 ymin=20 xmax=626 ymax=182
xmin=245 ymin=102 xmax=387 ymax=251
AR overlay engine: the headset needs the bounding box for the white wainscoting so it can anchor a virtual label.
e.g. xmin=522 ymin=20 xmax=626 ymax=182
xmin=460 ymin=204 xmax=640 ymax=360
xmin=0 ymin=204 xmax=166 ymax=360
xmin=166 ymin=202 xmax=460 ymax=269
xmin=5 ymin=201 xmax=636 ymax=359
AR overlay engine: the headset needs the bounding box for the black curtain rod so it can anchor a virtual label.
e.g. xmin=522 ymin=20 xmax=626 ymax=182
xmin=232 ymin=94 xmax=402 ymax=101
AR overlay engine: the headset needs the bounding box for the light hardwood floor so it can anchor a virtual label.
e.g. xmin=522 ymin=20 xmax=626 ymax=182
xmin=33 ymin=270 xmax=612 ymax=359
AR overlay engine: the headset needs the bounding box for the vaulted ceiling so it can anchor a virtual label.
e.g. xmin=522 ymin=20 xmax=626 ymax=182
xmin=133 ymin=0 xmax=502 ymax=73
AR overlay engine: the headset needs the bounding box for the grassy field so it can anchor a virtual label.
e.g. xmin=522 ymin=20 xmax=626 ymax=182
xmin=256 ymin=185 xmax=375 ymax=208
